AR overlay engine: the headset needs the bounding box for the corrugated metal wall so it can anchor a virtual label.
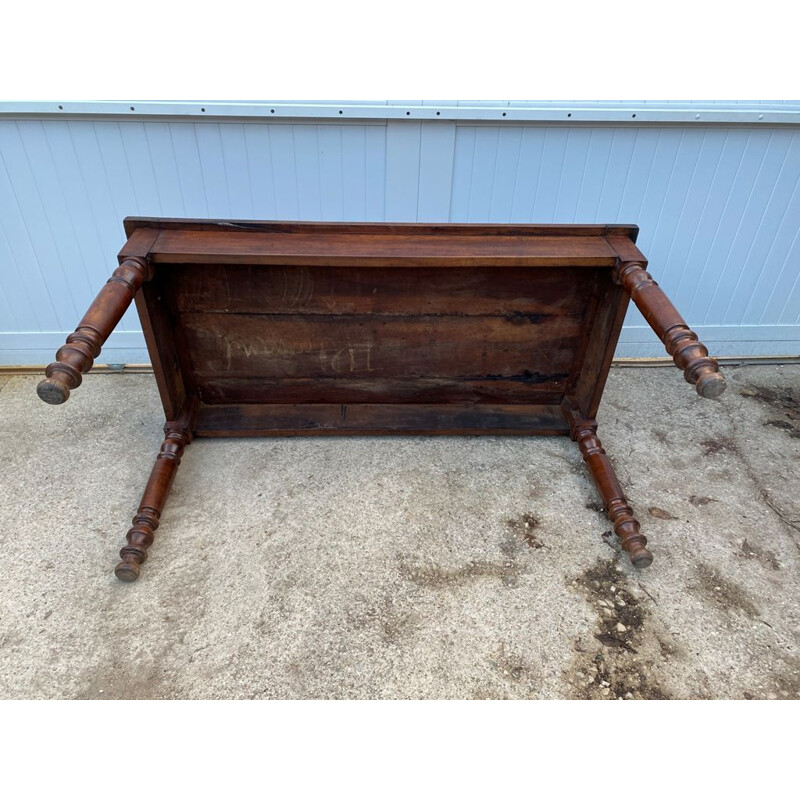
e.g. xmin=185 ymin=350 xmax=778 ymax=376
xmin=1 ymin=108 xmax=799 ymax=364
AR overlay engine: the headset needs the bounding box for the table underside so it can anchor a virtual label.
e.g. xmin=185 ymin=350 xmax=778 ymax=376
xmin=140 ymin=262 xmax=629 ymax=435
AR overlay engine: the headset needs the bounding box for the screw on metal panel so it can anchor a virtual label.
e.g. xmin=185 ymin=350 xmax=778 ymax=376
xmin=695 ymin=113 xmax=701 ymax=119
xmin=758 ymin=114 xmax=764 ymax=120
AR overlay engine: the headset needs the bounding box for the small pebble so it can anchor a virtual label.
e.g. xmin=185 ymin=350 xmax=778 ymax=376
xmin=616 ymin=623 xmax=627 ymax=633
xmin=600 ymin=680 xmax=610 ymax=687
xmin=601 ymin=687 xmax=610 ymax=696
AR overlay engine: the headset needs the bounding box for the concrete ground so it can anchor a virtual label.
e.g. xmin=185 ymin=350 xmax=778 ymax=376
xmin=0 ymin=365 xmax=798 ymax=700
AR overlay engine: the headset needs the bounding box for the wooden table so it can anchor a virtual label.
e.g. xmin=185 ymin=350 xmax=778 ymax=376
xmin=37 ymin=219 xmax=726 ymax=581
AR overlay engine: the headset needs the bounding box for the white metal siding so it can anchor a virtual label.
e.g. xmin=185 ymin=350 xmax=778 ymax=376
xmin=1 ymin=107 xmax=799 ymax=364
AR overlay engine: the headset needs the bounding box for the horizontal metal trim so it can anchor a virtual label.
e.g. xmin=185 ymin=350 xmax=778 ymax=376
xmin=1 ymin=101 xmax=799 ymax=125
xmin=0 ymin=331 xmax=145 ymax=349
xmin=613 ymin=355 xmax=800 ymax=367
xmin=618 ymin=325 xmax=800 ymax=343
xmin=0 ymin=363 xmax=154 ymax=374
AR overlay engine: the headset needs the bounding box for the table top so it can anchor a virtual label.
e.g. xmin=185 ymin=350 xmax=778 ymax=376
xmin=120 ymin=218 xmax=644 ymax=268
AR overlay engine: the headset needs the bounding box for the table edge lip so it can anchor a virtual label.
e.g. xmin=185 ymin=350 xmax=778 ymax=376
xmin=122 ymin=216 xmax=640 ymax=242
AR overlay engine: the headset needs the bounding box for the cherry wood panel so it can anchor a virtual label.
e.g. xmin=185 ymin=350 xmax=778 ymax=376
xmin=193 ymin=402 xmax=570 ymax=437
xmin=134 ymin=278 xmax=186 ymax=420
xmin=178 ymin=312 xmax=582 ymax=382
xmin=574 ymin=279 xmax=631 ymax=418
xmin=171 ymin=265 xmax=594 ymax=317
xmin=194 ymin=377 xmax=566 ymax=406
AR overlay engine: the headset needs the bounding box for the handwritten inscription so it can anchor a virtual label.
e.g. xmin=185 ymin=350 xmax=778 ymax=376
xmin=328 ymin=343 xmax=373 ymax=373
xmin=220 ymin=332 xmax=374 ymax=374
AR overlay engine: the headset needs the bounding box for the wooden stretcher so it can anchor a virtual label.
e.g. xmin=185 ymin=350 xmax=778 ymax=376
xmin=37 ymin=218 xmax=726 ymax=581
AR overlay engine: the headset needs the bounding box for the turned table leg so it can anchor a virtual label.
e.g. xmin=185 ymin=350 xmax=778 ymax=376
xmin=37 ymin=256 xmax=153 ymax=405
xmin=114 ymin=420 xmax=191 ymax=582
xmin=616 ymin=261 xmax=726 ymax=399
xmin=568 ymin=415 xmax=653 ymax=569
